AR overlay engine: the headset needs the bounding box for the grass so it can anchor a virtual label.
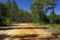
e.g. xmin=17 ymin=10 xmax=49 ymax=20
xmin=43 ymin=23 xmax=60 ymax=30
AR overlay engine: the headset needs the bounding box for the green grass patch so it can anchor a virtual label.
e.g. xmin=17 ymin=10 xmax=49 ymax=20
xmin=43 ymin=24 xmax=60 ymax=30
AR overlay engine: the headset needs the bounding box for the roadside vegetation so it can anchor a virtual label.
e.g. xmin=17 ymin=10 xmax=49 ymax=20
xmin=0 ymin=0 xmax=60 ymax=30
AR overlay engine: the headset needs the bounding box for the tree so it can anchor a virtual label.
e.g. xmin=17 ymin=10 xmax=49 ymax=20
xmin=54 ymin=15 xmax=60 ymax=24
xmin=31 ymin=0 xmax=50 ymax=23
xmin=50 ymin=0 xmax=56 ymax=23
xmin=11 ymin=0 xmax=19 ymax=22
xmin=47 ymin=0 xmax=56 ymax=24
xmin=31 ymin=0 xmax=42 ymax=23
xmin=18 ymin=9 xmax=32 ymax=23
xmin=31 ymin=0 xmax=56 ymax=24
xmin=0 ymin=3 xmax=8 ymax=25
xmin=48 ymin=14 xmax=60 ymax=24
xmin=6 ymin=0 xmax=11 ymax=18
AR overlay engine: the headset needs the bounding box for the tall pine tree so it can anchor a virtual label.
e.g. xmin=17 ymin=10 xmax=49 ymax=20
xmin=6 ymin=0 xmax=11 ymax=18
xmin=11 ymin=0 xmax=19 ymax=22
xmin=31 ymin=0 xmax=55 ymax=23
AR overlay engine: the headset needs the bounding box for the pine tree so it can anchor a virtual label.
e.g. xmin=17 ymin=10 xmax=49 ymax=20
xmin=50 ymin=0 xmax=56 ymax=23
xmin=47 ymin=0 xmax=56 ymax=23
xmin=0 ymin=3 xmax=8 ymax=25
xmin=11 ymin=0 xmax=19 ymax=22
xmin=31 ymin=0 xmax=55 ymax=23
xmin=6 ymin=0 xmax=11 ymax=18
xmin=31 ymin=0 xmax=42 ymax=23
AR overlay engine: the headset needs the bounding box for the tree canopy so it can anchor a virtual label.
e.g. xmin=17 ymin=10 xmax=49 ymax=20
xmin=0 ymin=0 xmax=60 ymax=26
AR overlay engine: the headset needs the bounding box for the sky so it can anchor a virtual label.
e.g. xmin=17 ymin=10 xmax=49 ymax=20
xmin=0 ymin=0 xmax=60 ymax=15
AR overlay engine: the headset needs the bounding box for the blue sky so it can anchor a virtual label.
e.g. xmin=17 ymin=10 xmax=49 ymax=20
xmin=0 ymin=0 xmax=60 ymax=15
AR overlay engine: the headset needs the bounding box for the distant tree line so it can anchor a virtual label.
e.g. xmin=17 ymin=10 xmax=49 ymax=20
xmin=0 ymin=0 xmax=60 ymax=25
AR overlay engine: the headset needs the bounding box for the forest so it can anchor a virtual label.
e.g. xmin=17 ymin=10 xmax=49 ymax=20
xmin=0 ymin=0 xmax=60 ymax=29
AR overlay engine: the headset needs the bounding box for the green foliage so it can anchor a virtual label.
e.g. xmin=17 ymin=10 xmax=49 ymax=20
xmin=18 ymin=9 xmax=32 ymax=23
xmin=5 ymin=0 xmax=32 ymax=23
xmin=0 ymin=3 xmax=8 ymax=25
xmin=6 ymin=0 xmax=19 ymax=22
xmin=6 ymin=0 xmax=11 ymax=18
xmin=11 ymin=0 xmax=19 ymax=22
xmin=30 ymin=0 xmax=52 ymax=23
xmin=48 ymin=14 xmax=60 ymax=24
xmin=0 ymin=0 xmax=60 ymax=26
xmin=54 ymin=15 xmax=60 ymax=24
